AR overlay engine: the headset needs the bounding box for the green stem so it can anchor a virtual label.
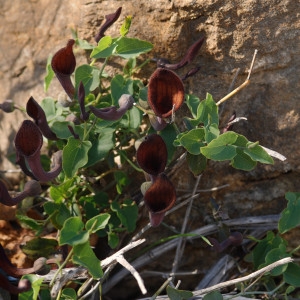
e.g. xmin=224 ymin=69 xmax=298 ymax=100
xmin=50 ymin=248 xmax=74 ymax=287
xmin=134 ymin=103 xmax=155 ymax=116
xmin=118 ymin=150 xmax=143 ymax=172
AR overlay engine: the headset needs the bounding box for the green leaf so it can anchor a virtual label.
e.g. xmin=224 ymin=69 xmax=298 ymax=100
xmin=86 ymin=213 xmax=110 ymax=234
xmin=114 ymin=171 xmax=130 ymax=194
xmin=76 ymin=38 xmax=94 ymax=50
xmin=252 ymin=232 xmax=286 ymax=269
xmin=44 ymin=55 xmax=54 ymax=92
xmin=279 ymin=192 xmax=300 ymax=234
xmin=197 ymin=93 xmax=219 ymax=126
xmin=203 ymin=290 xmax=223 ymax=300
xmin=51 ymin=121 xmax=73 ymax=139
xmin=108 ymin=230 xmax=119 ymax=249
xmin=185 ymin=94 xmax=200 ymax=118
xmin=86 ymin=128 xmax=115 ymax=167
xmin=110 ymin=74 xmax=134 ymax=105
xmin=231 ymin=148 xmax=257 ymax=171
xmin=43 ymin=202 xmax=72 ymax=229
xmin=283 ymin=263 xmax=300 ymax=287
xmin=75 ymin=64 xmax=100 ymax=94
xmin=186 ymin=152 xmax=207 ymax=175
xmin=166 ymin=286 xmax=193 ymax=300
xmin=179 ymin=128 xmax=205 ymax=155
xmin=204 ymin=123 xmax=220 ymax=143
xmin=61 ymin=288 xmax=77 ymax=300
xmin=16 ymin=214 xmax=44 ymax=233
xmin=19 ymin=275 xmax=44 ymax=300
xmin=63 ymin=138 xmax=92 ymax=178
xmin=73 ymin=241 xmax=103 ymax=279
xmin=111 ymin=199 xmax=138 ymax=232
xmin=244 ymin=143 xmax=274 ymax=164
xmin=40 ymin=97 xmax=57 ymax=121
xmin=127 ymin=106 xmax=143 ymax=129
xmin=265 ymin=245 xmax=290 ymax=276
xmin=120 ymin=16 xmax=132 ymax=36
xmin=91 ymin=36 xmax=117 ymax=59
xmin=20 ymin=237 xmax=58 ymax=261
xmin=49 ymin=178 xmax=76 ymax=203
xmin=115 ymin=37 xmax=153 ymax=59
xmin=159 ymin=124 xmax=178 ymax=164
xmin=201 ymin=132 xmax=238 ymax=161
xmin=59 ymin=217 xmax=89 ymax=246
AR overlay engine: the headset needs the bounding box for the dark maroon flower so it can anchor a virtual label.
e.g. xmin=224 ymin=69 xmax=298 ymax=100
xmin=0 ymin=99 xmax=15 ymax=113
xmin=144 ymin=173 xmax=176 ymax=227
xmin=26 ymin=96 xmax=58 ymax=140
xmin=136 ymin=134 xmax=176 ymax=226
xmin=157 ymin=36 xmax=205 ymax=70
xmin=14 ymin=120 xmax=62 ymax=182
xmin=89 ymin=94 xmax=134 ymax=121
xmin=209 ymin=231 xmax=243 ymax=253
xmin=147 ymin=68 xmax=185 ymax=118
xmin=0 ymin=180 xmax=42 ymax=207
xmin=181 ymin=66 xmax=201 ymax=81
xmin=0 ymin=274 xmax=31 ymax=295
xmin=136 ymin=134 xmax=168 ymax=177
xmin=95 ymin=7 xmax=122 ymax=43
xmin=51 ymin=39 xmax=76 ymax=100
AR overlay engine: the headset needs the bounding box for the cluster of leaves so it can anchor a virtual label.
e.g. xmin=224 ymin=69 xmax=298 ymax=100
xmin=1 ymin=6 xmax=293 ymax=300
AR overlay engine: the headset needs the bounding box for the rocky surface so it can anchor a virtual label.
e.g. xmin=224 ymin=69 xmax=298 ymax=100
xmin=0 ymin=0 xmax=299 ymax=298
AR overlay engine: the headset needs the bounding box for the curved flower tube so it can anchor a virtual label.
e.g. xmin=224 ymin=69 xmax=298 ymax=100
xmin=0 ymin=180 xmax=42 ymax=207
xmin=0 ymin=244 xmax=52 ymax=294
xmin=51 ymin=39 xmax=76 ymax=100
xmin=136 ymin=134 xmax=168 ymax=177
xmin=209 ymin=231 xmax=243 ymax=253
xmin=0 ymin=274 xmax=31 ymax=295
xmin=89 ymin=94 xmax=134 ymax=121
xmin=157 ymin=36 xmax=205 ymax=70
xmin=147 ymin=68 xmax=184 ymax=118
xmin=26 ymin=96 xmax=58 ymax=140
xmin=144 ymin=173 xmax=176 ymax=227
xmin=15 ymin=152 xmax=37 ymax=179
xmin=95 ymin=7 xmax=122 ymax=43
xmin=14 ymin=120 xmax=62 ymax=182
xmin=148 ymin=114 xmax=168 ymax=131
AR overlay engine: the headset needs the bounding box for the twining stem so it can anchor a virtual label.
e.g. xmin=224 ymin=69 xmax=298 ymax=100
xmin=150 ymin=277 xmax=173 ymax=300
xmin=118 ymin=150 xmax=143 ymax=172
xmin=170 ymin=174 xmax=202 ymax=277
xmin=216 ymin=49 xmax=258 ymax=107
xmin=50 ymin=248 xmax=74 ymax=287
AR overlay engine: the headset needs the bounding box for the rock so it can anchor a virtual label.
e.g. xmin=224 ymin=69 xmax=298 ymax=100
xmin=0 ymin=0 xmax=299 ymax=295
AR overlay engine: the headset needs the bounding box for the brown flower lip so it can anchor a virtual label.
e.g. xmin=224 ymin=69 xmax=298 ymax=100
xmin=0 ymin=180 xmax=42 ymax=207
xmin=95 ymin=7 xmax=122 ymax=43
xmin=26 ymin=96 xmax=58 ymax=140
xmin=14 ymin=120 xmax=62 ymax=182
xmin=144 ymin=173 xmax=176 ymax=227
xmin=136 ymin=134 xmax=168 ymax=176
xmin=51 ymin=39 xmax=76 ymax=100
xmin=147 ymin=68 xmax=185 ymax=118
